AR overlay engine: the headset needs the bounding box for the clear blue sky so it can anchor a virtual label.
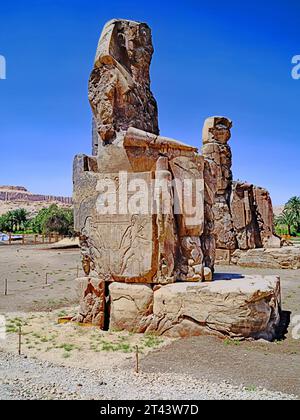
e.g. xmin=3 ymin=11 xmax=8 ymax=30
xmin=0 ymin=0 xmax=299 ymax=205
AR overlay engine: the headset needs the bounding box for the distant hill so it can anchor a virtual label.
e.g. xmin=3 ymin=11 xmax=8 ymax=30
xmin=0 ymin=186 xmax=72 ymax=216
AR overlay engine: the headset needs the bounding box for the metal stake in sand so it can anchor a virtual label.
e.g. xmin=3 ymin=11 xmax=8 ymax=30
xmin=4 ymin=279 xmax=8 ymax=296
xmin=18 ymin=326 xmax=22 ymax=356
xmin=45 ymin=273 xmax=48 ymax=286
xmin=135 ymin=346 xmax=139 ymax=374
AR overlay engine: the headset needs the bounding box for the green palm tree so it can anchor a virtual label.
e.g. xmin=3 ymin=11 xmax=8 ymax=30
xmin=285 ymin=196 xmax=300 ymax=233
xmin=14 ymin=208 xmax=28 ymax=231
xmin=3 ymin=209 xmax=28 ymax=232
xmin=276 ymin=209 xmax=295 ymax=236
xmin=6 ymin=211 xmax=17 ymax=232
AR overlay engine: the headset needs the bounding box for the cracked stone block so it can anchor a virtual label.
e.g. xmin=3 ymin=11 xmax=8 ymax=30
xmin=148 ymin=275 xmax=281 ymax=340
xmin=109 ymin=282 xmax=153 ymax=332
xmin=72 ymin=277 xmax=106 ymax=328
xmin=109 ymin=276 xmax=281 ymax=341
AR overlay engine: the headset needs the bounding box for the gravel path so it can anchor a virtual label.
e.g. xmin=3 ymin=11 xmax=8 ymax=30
xmin=0 ymin=351 xmax=296 ymax=400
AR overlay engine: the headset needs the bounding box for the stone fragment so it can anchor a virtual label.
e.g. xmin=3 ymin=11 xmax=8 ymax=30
xmin=72 ymin=277 xmax=106 ymax=328
xmin=264 ymin=235 xmax=281 ymax=249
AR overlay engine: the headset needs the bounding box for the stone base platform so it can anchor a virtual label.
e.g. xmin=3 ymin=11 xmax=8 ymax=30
xmin=215 ymin=246 xmax=300 ymax=270
xmin=73 ymin=275 xmax=282 ymax=341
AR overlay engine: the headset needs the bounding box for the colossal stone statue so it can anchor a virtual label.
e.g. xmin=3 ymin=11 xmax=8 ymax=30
xmin=202 ymin=117 xmax=236 ymax=260
xmin=73 ymin=19 xmax=216 ymax=326
xmin=202 ymin=117 xmax=281 ymax=263
xmin=72 ymin=19 xmax=282 ymax=341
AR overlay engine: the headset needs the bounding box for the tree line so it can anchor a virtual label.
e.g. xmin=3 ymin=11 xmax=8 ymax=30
xmin=275 ymin=196 xmax=300 ymax=236
xmin=0 ymin=204 xmax=74 ymax=236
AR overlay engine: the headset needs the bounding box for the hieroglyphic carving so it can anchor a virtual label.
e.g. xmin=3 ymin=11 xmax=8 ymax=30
xmin=77 ymin=171 xmax=159 ymax=283
xmin=154 ymin=156 xmax=177 ymax=284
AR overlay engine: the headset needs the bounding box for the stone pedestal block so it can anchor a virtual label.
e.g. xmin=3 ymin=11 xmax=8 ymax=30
xmin=109 ymin=283 xmax=153 ymax=331
xmin=108 ymin=276 xmax=281 ymax=341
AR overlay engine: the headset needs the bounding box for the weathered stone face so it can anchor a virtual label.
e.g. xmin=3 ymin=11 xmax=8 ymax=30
xmin=231 ymin=247 xmax=300 ymax=269
xmin=89 ymin=19 xmax=159 ymax=145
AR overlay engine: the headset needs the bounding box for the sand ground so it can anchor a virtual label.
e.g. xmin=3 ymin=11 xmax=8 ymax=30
xmin=0 ymin=244 xmax=299 ymax=399
xmin=0 ymin=244 xmax=80 ymax=312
